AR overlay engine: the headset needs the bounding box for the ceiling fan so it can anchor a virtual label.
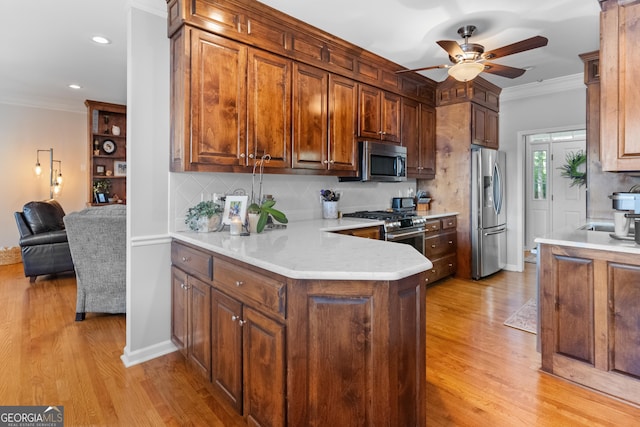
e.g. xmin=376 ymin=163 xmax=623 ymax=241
xmin=397 ymin=25 xmax=548 ymax=82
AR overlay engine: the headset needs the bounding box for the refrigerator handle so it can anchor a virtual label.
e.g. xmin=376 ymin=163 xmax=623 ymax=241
xmin=493 ymin=161 xmax=503 ymax=215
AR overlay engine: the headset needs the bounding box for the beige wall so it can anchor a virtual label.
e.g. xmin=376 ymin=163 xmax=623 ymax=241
xmin=0 ymin=103 xmax=88 ymax=248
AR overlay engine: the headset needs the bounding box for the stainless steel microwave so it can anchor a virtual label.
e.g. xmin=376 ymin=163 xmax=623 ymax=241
xmin=340 ymin=141 xmax=407 ymax=182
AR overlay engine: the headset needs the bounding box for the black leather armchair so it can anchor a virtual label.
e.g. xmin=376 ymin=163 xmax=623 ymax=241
xmin=14 ymin=199 xmax=75 ymax=282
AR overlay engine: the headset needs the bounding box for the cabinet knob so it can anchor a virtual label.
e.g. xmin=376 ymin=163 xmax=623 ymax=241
xmin=235 ymin=280 xmax=244 ymax=287
xmin=180 ymin=282 xmax=186 ymax=290
xmin=240 ymin=153 xmax=246 ymax=158
xmin=329 ymin=159 xmax=335 ymax=164
xmin=431 ymin=244 xmax=436 ymax=248
xmin=249 ymin=154 xmax=255 ymax=159
xmin=231 ymin=315 xmax=246 ymax=326
xmin=448 ymin=241 xmax=453 ymax=244
xmin=323 ymin=160 xmax=329 ymax=164
xmin=181 ymin=256 xmax=190 ymax=263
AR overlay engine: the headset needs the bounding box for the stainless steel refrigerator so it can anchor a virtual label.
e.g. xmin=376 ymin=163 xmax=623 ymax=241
xmin=471 ymin=146 xmax=506 ymax=279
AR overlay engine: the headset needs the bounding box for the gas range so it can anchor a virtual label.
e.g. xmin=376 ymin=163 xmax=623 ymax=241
xmin=342 ymin=210 xmax=427 ymax=233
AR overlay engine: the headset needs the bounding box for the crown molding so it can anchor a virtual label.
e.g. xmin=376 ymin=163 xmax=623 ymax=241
xmin=500 ymin=73 xmax=584 ymax=102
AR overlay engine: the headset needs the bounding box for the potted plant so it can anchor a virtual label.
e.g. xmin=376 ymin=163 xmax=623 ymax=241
xmin=93 ymin=179 xmax=111 ymax=195
xmin=247 ymin=199 xmax=288 ymax=233
xmin=185 ymin=200 xmax=223 ymax=232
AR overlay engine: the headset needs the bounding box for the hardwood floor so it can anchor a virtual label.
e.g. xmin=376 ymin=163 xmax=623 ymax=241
xmin=1 ymin=261 xmax=639 ymax=426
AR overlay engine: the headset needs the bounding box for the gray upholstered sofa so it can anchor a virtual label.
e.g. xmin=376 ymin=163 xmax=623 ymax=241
xmin=63 ymin=204 xmax=126 ymax=321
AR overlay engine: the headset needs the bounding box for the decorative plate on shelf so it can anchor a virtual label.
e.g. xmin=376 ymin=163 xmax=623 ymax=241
xmin=102 ymin=139 xmax=116 ymax=154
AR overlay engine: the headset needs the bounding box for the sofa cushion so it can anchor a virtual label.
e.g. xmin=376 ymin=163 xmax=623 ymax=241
xmin=22 ymin=199 xmax=66 ymax=234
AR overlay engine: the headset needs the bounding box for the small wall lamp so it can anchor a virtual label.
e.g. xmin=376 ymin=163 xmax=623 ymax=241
xmin=34 ymin=148 xmax=64 ymax=198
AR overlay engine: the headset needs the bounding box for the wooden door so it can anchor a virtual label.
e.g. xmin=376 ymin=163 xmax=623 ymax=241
xmin=190 ymin=29 xmax=247 ymax=167
xmin=171 ymin=267 xmax=188 ymax=356
xmin=189 ymin=275 xmax=212 ymax=380
xmin=292 ymin=63 xmax=328 ymax=170
xmin=419 ymin=104 xmax=436 ymax=177
xmin=328 ymin=75 xmax=358 ymax=172
xmin=402 ymin=98 xmax=420 ymax=176
xmin=609 ymin=263 xmax=640 ymax=378
xmin=485 ymin=108 xmax=499 ymax=148
xmin=243 ymin=307 xmax=286 ymax=427
xmin=247 ymin=49 xmax=291 ymax=168
xmin=211 ymin=289 xmax=243 ymax=413
xmin=471 ymin=104 xmax=487 ymax=147
xmin=380 ymin=91 xmax=401 ymax=143
xmin=358 ymin=84 xmax=382 ymax=140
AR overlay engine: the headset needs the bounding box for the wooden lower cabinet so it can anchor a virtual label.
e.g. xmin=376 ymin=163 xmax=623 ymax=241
xmin=539 ymin=244 xmax=640 ymax=406
xmin=171 ymin=266 xmax=212 ymax=380
xmin=171 ymin=240 xmax=426 ymax=426
xmin=424 ymin=215 xmax=458 ymax=284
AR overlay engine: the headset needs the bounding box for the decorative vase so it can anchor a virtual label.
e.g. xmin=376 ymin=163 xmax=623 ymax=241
xmin=248 ymin=213 xmax=260 ymax=233
xmin=322 ymin=201 xmax=338 ymax=219
xmin=194 ymin=215 xmax=221 ymax=232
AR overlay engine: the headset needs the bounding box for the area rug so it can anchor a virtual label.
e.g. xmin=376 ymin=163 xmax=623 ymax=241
xmin=504 ymin=298 xmax=537 ymax=334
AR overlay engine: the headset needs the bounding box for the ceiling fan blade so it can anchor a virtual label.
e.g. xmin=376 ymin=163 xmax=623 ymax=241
xmin=482 ymin=36 xmax=548 ymax=60
xmin=396 ymin=64 xmax=449 ymax=74
xmin=482 ymin=62 xmax=527 ymax=78
xmin=436 ymin=40 xmax=465 ymax=58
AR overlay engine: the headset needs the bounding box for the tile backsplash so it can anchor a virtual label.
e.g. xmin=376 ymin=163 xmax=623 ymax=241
xmin=170 ymin=172 xmax=417 ymax=231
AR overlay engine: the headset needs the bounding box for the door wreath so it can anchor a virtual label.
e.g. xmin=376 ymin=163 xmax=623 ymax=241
xmin=558 ymin=150 xmax=586 ymax=187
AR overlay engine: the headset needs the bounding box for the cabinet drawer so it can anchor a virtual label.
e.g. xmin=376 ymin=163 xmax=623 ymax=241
xmin=441 ymin=216 xmax=457 ymax=230
xmin=214 ymin=259 xmax=286 ymax=318
xmin=424 ymin=231 xmax=457 ymax=259
xmin=425 ymin=254 xmax=457 ymax=285
xmin=424 ymin=220 xmax=441 ymax=234
xmin=172 ymin=242 xmax=213 ymax=280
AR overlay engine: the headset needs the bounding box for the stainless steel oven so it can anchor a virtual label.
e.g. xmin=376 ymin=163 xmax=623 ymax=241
xmin=384 ymin=225 xmax=425 ymax=255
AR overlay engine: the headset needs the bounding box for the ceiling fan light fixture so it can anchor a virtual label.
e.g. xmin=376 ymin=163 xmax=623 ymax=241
xmin=448 ymin=62 xmax=484 ymax=82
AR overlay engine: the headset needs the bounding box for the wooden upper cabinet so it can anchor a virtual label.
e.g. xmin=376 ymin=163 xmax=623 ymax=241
xmin=358 ymin=85 xmax=401 ymax=143
xmin=471 ymin=104 xmax=499 ymax=149
xmin=247 ymin=49 xmax=291 ymax=168
xmin=402 ymin=98 xmax=435 ymax=179
xmin=172 ymin=28 xmax=247 ymax=170
xmin=292 ymin=63 xmax=329 ymax=170
xmin=328 ymin=75 xmax=358 ymax=172
xmin=599 ymin=0 xmax=640 ymax=171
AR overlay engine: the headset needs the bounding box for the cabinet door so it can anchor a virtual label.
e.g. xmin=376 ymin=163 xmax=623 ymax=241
xmin=328 ymin=75 xmax=358 ymax=171
xmin=419 ymin=104 xmax=436 ymax=176
xmin=551 ymin=254 xmax=595 ymax=365
xmin=600 ymin=1 xmax=640 ymax=171
xmin=247 ymin=49 xmax=291 ymax=168
xmin=243 ymin=307 xmax=286 ymax=427
xmin=402 ymin=98 xmax=420 ymax=176
xmin=485 ymin=108 xmax=499 ymax=149
xmin=171 ymin=266 xmax=188 ymax=356
xmin=292 ymin=63 xmax=328 ymax=170
xmin=380 ymin=91 xmax=401 ymax=143
xmin=190 ymin=30 xmax=247 ymax=167
xmin=358 ymin=84 xmax=382 ymax=140
xmin=609 ymin=263 xmax=640 ymax=378
xmin=471 ymin=104 xmax=487 ymax=146
xmin=189 ymin=275 xmax=212 ymax=380
xmin=211 ymin=289 xmax=243 ymax=413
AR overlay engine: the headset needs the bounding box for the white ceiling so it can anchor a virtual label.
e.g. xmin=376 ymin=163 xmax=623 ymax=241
xmin=0 ymin=0 xmax=601 ymax=112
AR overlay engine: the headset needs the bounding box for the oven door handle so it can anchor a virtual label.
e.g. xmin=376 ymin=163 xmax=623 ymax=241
xmin=385 ymin=228 xmax=425 ymax=240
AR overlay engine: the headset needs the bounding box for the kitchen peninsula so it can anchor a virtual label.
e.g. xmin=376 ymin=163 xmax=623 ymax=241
xmin=536 ymin=225 xmax=640 ymax=407
xmin=170 ymin=218 xmax=432 ymax=426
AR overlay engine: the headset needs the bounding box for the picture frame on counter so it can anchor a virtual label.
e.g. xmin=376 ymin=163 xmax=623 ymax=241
xmin=94 ymin=192 xmax=108 ymax=204
xmin=222 ymin=195 xmax=248 ymax=224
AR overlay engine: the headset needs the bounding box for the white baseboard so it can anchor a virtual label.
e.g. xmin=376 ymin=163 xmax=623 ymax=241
xmin=120 ymin=340 xmax=178 ymax=367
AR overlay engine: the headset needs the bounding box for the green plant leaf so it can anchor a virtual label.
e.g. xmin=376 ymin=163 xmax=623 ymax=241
xmin=263 ymin=207 xmax=288 ymax=224
xmin=257 ymin=210 xmax=269 ymax=233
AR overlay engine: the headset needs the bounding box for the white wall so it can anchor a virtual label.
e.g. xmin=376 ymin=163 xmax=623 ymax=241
xmin=0 ymin=103 xmax=87 ymax=248
xmin=500 ymin=75 xmax=586 ymax=272
xmin=121 ymin=1 xmax=174 ymax=366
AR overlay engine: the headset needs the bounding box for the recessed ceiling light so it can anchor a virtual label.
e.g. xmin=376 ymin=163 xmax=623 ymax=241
xmin=68 ymin=84 xmax=82 ymax=90
xmin=92 ymin=36 xmax=111 ymax=45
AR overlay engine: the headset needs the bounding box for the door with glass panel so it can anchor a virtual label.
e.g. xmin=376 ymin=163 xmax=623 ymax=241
xmin=525 ymin=130 xmax=586 ymax=250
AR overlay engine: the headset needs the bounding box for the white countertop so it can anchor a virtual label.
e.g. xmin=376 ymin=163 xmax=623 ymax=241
xmin=170 ymin=211 xmax=457 ymax=281
xmin=534 ymin=220 xmax=640 ymax=254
